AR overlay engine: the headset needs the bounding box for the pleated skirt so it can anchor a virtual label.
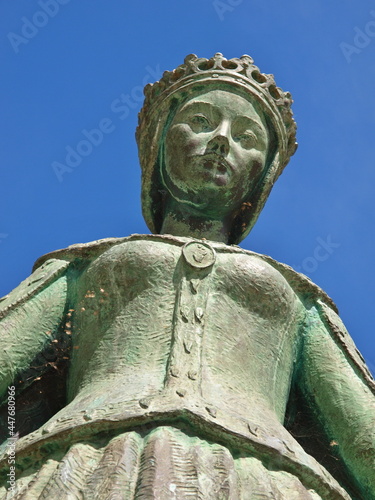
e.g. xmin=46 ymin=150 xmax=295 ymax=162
xmin=0 ymin=426 xmax=323 ymax=499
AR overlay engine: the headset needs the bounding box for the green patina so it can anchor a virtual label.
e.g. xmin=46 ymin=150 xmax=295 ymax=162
xmin=0 ymin=54 xmax=374 ymax=499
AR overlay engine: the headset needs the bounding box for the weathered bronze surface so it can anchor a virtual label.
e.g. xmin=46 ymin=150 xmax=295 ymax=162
xmin=0 ymin=54 xmax=374 ymax=499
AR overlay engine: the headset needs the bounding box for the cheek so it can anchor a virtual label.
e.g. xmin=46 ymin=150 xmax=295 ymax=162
xmin=233 ymin=148 xmax=266 ymax=172
xmin=232 ymin=150 xmax=267 ymax=193
xmin=248 ymin=154 xmax=266 ymax=179
xmin=167 ymin=125 xmax=203 ymax=156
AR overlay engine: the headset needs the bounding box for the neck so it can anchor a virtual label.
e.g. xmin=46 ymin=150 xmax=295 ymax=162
xmin=160 ymin=201 xmax=231 ymax=244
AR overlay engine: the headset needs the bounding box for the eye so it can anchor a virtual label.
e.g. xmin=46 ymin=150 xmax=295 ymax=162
xmin=188 ymin=114 xmax=212 ymax=133
xmin=234 ymin=131 xmax=257 ymax=149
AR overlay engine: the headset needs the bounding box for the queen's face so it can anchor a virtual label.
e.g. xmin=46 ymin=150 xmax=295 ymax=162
xmin=163 ymin=89 xmax=270 ymax=215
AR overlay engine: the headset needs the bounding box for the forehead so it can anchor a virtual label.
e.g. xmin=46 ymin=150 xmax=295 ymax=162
xmin=178 ymin=89 xmax=265 ymax=123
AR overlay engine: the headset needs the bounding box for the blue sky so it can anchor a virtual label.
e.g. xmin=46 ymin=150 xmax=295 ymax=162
xmin=1 ymin=0 xmax=374 ymax=374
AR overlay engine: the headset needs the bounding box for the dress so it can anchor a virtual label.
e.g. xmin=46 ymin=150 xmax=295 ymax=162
xmin=0 ymin=234 xmax=373 ymax=499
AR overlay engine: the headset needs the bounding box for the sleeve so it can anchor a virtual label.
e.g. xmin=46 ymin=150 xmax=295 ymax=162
xmin=0 ymin=258 xmax=70 ymax=401
xmin=299 ymin=299 xmax=375 ymax=498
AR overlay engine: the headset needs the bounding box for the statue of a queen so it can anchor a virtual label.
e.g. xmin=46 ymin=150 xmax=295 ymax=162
xmin=0 ymin=54 xmax=374 ymax=499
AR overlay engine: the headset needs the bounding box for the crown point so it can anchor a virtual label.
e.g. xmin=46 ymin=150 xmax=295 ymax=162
xmin=241 ymin=54 xmax=254 ymax=64
xmin=184 ymin=54 xmax=197 ymax=64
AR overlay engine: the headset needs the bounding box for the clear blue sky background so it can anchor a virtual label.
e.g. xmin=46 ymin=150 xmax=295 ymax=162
xmin=1 ymin=0 xmax=374 ymax=374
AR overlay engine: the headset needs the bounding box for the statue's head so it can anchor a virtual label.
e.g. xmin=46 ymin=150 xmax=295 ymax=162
xmin=136 ymin=53 xmax=297 ymax=244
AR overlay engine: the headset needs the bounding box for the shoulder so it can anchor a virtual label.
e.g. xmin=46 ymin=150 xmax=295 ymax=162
xmin=0 ymin=258 xmax=69 ymax=320
xmin=31 ymin=233 xmax=191 ymax=271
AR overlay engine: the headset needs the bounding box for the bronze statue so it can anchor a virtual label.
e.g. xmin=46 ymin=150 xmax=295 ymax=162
xmin=0 ymin=54 xmax=374 ymax=499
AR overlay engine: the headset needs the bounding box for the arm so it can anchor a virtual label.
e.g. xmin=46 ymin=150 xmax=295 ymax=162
xmin=299 ymin=301 xmax=375 ymax=498
xmin=0 ymin=258 xmax=69 ymax=401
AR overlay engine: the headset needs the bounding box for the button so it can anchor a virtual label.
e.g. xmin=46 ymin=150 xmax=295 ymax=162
xmin=248 ymin=423 xmax=259 ymax=436
xmin=190 ymin=279 xmax=200 ymax=294
xmin=183 ymin=339 xmax=193 ymax=353
xmin=188 ymin=370 xmax=197 ymax=380
xmin=282 ymin=440 xmax=296 ymax=455
xmin=170 ymin=366 xmax=179 ymax=377
xmin=182 ymin=241 xmax=216 ymax=269
xmin=176 ymin=389 xmax=186 ymax=397
xmin=139 ymin=398 xmax=151 ymax=409
xmin=180 ymin=307 xmax=189 ymax=322
xmin=194 ymin=307 xmax=204 ymax=322
xmin=206 ymin=406 xmax=217 ymax=418
xmin=42 ymin=421 xmax=57 ymax=434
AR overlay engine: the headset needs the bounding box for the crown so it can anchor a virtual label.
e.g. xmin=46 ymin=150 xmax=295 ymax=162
xmin=137 ymin=53 xmax=297 ymax=163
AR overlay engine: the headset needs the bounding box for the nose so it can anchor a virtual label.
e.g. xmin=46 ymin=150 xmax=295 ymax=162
xmin=206 ymin=134 xmax=230 ymax=156
xmin=206 ymin=121 xmax=230 ymax=156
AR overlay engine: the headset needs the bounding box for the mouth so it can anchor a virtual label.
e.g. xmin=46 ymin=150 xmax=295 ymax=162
xmin=194 ymin=154 xmax=233 ymax=186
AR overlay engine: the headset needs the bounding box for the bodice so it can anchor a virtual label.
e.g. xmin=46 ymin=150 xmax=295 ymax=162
xmin=66 ymin=237 xmax=301 ymax=427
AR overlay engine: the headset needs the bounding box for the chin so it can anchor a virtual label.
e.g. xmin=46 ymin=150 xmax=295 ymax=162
xmin=184 ymin=191 xmax=239 ymax=216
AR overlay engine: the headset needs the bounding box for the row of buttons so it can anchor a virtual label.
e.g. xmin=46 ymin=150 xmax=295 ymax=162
xmin=165 ymin=241 xmax=216 ymax=399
